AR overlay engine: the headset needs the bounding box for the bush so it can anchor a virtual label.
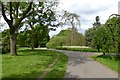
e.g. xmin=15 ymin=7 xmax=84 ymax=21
xmin=1 ymin=29 xmax=10 ymax=54
xmin=46 ymin=36 xmax=66 ymax=48
xmin=2 ymin=36 xmax=10 ymax=54
xmin=56 ymin=46 xmax=98 ymax=52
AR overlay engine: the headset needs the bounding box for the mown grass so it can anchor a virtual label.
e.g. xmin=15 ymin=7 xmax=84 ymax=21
xmin=1 ymin=48 xmax=68 ymax=79
xmin=45 ymin=53 xmax=68 ymax=79
xmin=91 ymin=55 xmax=119 ymax=73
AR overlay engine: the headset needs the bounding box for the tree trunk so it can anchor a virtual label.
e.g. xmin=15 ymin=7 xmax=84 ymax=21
xmin=31 ymin=32 xmax=34 ymax=50
xmin=97 ymin=46 xmax=100 ymax=52
xmin=10 ymin=34 xmax=17 ymax=56
xmin=103 ymin=52 xmax=105 ymax=55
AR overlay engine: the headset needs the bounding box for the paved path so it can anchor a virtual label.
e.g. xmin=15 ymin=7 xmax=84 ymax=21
xmin=57 ymin=50 xmax=118 ymax=78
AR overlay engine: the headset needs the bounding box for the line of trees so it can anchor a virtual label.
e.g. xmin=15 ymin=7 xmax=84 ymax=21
xmin=1 ymin=1 xmax=119 ymax=58
xmin=85 ymin=16 xmax=120 ymax=57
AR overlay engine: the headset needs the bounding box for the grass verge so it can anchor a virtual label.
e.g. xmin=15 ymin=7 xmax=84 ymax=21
xmin=91 ymin=55 xmax=119 ymax=73
xmin=1 ymin=48 xmax=68 ymax=79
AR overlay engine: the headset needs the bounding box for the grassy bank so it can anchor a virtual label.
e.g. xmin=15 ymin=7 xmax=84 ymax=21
xmin=91 ymin=55 xmax=119 ymax=73
xmin=2 ymin=48 xmax=68 ymax=79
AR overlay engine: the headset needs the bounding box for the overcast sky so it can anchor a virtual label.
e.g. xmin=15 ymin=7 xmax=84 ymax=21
xmin=0 ymin=0 xmax=120 ymax=37
xmin=49 ymin=0 xmax=120 ymax=37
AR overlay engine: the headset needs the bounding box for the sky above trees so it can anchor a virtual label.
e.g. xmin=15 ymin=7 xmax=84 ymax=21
xmin=0 ymin=0 xmax=120 ymax=37
xmin=49 ymin=0 xmax=120 ymax=37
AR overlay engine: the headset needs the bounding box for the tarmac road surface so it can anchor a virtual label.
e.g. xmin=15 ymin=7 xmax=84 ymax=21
xmin=58 ymin=50 xmax=118 ymax=78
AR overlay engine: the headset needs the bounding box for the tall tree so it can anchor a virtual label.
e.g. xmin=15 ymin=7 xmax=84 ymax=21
xmin=61 ymin=10 xmax=80 ymax=29
xmin=25 ymin=1 xmax=58 ymax=50
xmin=1 ymin=1 xmax=59 ymax=55
xmin=85 ymin=16 xmax=101 ymax=51
xmin=93 ymin=16 xmax=101 ymax=29
xmin=60 ymin=10 xmax=81 ymax=45
xmin=1 ymin=2 xmax=33 ymax=55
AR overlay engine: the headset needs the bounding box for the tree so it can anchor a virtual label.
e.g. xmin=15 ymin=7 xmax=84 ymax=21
xmin=91 ymin=17 xmax=119 ymax=56
xmin=85 ymin=16 xmax=101 ymax=51
xmin=1 ymin=2 xmax=33 ymax=55
xmin=25 ymin=1 xmax=58 ymax=50
xmin=46 ymin=29 xmax=70 ymax=48
xmin=66 ymin=27 xmax=85 ymax=46
xmin=33 ymin=24 xmax=50 ymax=48
xmin=93 ymin=16 xmax=101 ymax=29
xmin=1 ymin=1 xmax=59 ymax=55
xmin=59 ymin=10 xmax=81 ymax=46
xmin=17 ymin=30 xmax=32 ymax=47
xmin=92 ymin=16 xmax=102 ymax=52
xmin=102 ymin=17 xmax=119 ymax=55
xmin=85 ymin=28 xmax=95 ymax=47
xmin=46 ymin=28 xmax=85 ymax=48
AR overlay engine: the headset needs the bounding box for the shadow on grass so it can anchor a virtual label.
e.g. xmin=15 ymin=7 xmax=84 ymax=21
xmin=2 ymin=49 xmax=60 ymax=79
xmin=96 ymin=54 xmax=120 ymax=61
xmin=96 ymin=55 xmax=113 ymax=59
xmin=17 ymin=49 xmax=56 ymax=57
xmin=2 ymin=70 xmax=43 ymax=80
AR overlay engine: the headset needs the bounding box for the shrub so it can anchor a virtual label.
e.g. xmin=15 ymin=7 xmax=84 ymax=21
xmin=56 ymin=46 xmax=98 ymax=52
xmin=2 ymin=36 xmax=10 ymax=54
xmin=1 ymin=30 xmax=10 ymax=54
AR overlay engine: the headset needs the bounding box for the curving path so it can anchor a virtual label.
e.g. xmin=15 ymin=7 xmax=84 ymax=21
xmin=57 ymin=50 xmax=118 ymax=78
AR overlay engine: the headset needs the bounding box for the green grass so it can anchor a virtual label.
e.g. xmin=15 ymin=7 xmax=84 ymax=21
xmin=1 ymin=48 xmax=68 ymax=79
xmin=45 ymin=53 xmax=68 ymax=79
xmin=91 ymin=55 xmax=119 ymax=73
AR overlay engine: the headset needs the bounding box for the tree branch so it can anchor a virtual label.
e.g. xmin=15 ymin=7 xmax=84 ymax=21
xmin=16 ymin=2 xmax=19 ymax=18
xmin=20 ymin=2 xmax=33 ymax=21
xmin=1 ymin=2 xmax=12 ymax=28
xmin=24 ymin=11 xmax=33 ymax=18
xmin=10 ymin=2 xmax=13 ymax=22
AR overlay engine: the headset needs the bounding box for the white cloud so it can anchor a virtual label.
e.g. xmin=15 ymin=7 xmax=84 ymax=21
xmin=1 ymin=0 xmax=120 ymax=37
xmin=53 ymin=0 xmax=120 ymax=33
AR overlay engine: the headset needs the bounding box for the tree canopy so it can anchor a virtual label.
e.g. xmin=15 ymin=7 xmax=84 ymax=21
xmin=85 ymin=16 xmax=120 ymax=56
xmin=46 ymin=28 xmax=85 ymax=48
xmin=1 ymin=1 xmax=59 ymax=55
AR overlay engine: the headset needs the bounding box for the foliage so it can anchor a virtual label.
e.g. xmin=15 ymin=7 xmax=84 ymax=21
xmin=1 ymin=2 xmax=33 ymax=55
xmin=46 ymin=29 xmax=71 ymax=48
xmin=2 ymin=48 xmax=68 ymax=79
xmin=25 ymin=1 xmax=58 ymax=50
xmin=85 ymin=16 xmax=120 ymax=55
xmin=1 ymin=29 xmax=10 ymax=54
xmin=85 ymin=16 xmax=101 ymax=49
xmin=66 ymin=28 xmax=85 ymax=46
xmin=56 ymin=46 xmax=98 ymax=52
xmin=46 ymin=36 xmax=66 ymax=48
xmin=46 ymin=28 xmax=85 ymax=48
xmin=1 ymin=1 xmax=59 ymax=55
xmin=57 ymin=29 xmax=71 ymax=36
xmin=94 ymin=17 xmax=119 ymax=53
xmin=17 ymin=24 xmax=50 ymax=48
xmin=33 ymin=24 xmax=50 ymax=47
xmin=85 ymin=28 xmax=95 ymax=47
xmin=60 ymin=10 xmax=80 ymax=28
xmin=17 ymin=30 xmax=32 ymax=47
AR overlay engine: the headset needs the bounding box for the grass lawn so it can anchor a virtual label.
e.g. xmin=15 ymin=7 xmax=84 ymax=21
xmin=1 ymin=48 xmax=68 ymax=79
xmin=91 ymin=55 xmax=119 ymax=73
